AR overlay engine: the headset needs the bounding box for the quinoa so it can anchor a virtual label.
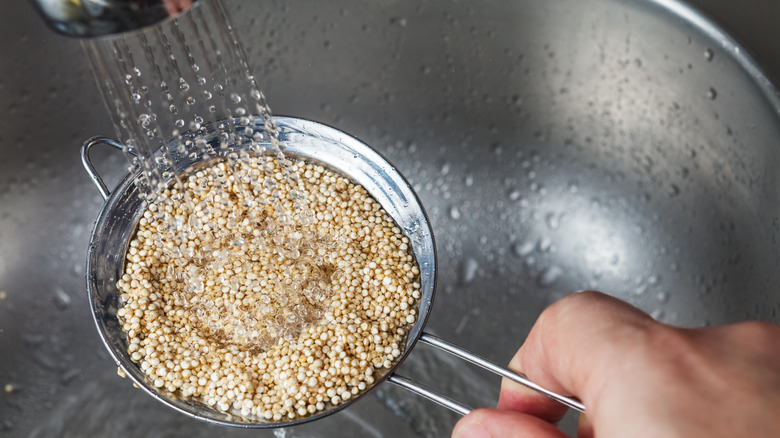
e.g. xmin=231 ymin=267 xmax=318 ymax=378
xmin=115 ymin=155 xmax=421 ymax=421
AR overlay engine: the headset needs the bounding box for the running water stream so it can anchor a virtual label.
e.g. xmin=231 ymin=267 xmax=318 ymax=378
xmin=82 ymin=0 xmax=294 ymax=205
xmin=81 ymin=0 xmax=328 ymax=350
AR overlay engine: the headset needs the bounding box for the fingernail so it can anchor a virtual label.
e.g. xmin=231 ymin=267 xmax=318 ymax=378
xmin=453 ymin=421 xmax=491 ymax=438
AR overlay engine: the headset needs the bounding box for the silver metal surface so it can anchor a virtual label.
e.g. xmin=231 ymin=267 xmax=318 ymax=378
xmin=31 ymin=0 xmax=203 ymax=38
xmin=387 ymin=375 xmax=472 ymax=417
xmin=81 ymin=137 xmax=125 ymax=200
xmin=4 ymin=0 xmax=780 ymax=436
xmin=419 ymin=333 xmax=585 ymax=412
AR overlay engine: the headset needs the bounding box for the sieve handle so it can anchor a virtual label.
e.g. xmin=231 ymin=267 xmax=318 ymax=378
xmin=80 ymin=136 xmax=125 ymax=200
xmin=387 ymin=332 xmax=585 ymax=416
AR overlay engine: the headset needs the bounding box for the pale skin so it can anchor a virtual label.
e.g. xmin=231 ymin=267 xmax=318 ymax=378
xmin=452 ymin=291 xmax=780 ymax=437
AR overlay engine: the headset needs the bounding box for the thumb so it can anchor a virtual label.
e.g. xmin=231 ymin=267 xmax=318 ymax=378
xmin=452 ymin=409 xmax=568 ymax=438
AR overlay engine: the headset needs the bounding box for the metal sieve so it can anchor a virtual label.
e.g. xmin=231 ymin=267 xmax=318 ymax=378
xmin=82 ymin=116 xmax=584 ymax=428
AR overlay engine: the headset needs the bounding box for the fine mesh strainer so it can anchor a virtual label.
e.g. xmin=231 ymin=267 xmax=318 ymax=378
xmin=82 ymin=116 xmax=584 ymax=428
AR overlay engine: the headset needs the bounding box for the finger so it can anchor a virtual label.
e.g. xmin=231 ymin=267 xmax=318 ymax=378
xmin=452 ymin=409 xmax=569 ymax=438
xmin=497 ymin=375 xmax=568 ymax=424
xmin=577 ymin=413 xmax=594 ymax=438
xmin=511 ymin=291 xmax=656 ymax=409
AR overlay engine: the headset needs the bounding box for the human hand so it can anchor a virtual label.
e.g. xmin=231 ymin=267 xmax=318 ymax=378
xmin=452 ymin=291 xmax=780 ymax=437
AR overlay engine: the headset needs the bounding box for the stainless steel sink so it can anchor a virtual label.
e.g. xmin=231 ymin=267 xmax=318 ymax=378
xmin=2 ymin=0 xmax=780 ymax=436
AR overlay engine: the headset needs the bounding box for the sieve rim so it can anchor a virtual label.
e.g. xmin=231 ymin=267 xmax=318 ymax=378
xmin=85 ymin=116 xmax=437 ymax=428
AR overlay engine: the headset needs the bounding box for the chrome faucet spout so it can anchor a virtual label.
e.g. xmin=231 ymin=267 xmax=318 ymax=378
xmin=31 ymin=0 xmax=202 ymax=38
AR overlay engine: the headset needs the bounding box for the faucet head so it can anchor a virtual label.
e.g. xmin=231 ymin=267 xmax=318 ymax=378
xmin=31 ymin=0 xmax=202 ymax=38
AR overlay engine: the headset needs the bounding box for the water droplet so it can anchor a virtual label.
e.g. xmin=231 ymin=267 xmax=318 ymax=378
xmin=449 ymin=205 xmax=462 ymax=220
xmin=668 ymin=184 xmax=680 ymax=197
xmin=168 ymin=104 xmax=178 ymax=114
xmin=209 ymin=105 xmax=217 ymax=113
xmin=197 ymin=76 xmax=207 ymax=85
xmin=179 ymin=78 xmax=190 ymax=92
xmin=175 ymin=119 xmax=185 ymax=128
xmin=203 ymin=90 xmax=213 ymax=100
xmin=231 ymin=93 xmax=242 ymax=104
xmin=657 ymin=291 xmax=670 ymax=303
xmin=508 ymin=190 xmax=521 ymax=201
xmin=464 ymin=175 xmax=474 ymax=187
xmin=538 ymin=237 xmax=552 ymax=252
xmin=704 ymin=48 xmax=713 ymax=61
xmin=53 ymin=288 xmax=71 ymax=309
xmin=461 ymin=257 xmax=479 ymax=284
xmin=512 ymin=241 xmax=535 ymax=257
xmin=545 ymin=212 xmax=562 ymax=231
xmin=651 ymin=309 xmax=665 ymax=321
xmin=647 ymin=275 xmax=659 ymax=286
xmin=60 ymin=368 xmax=81 ymax=384
xmin=536 ymin=265 xmax=562 ymax=288
xmin=186 ymin=96 xmax=196 ymax=106
xmin=707 ymin=87 xmax=717 ymax=100
xmin=138 ymin=113 xmax=152 ymax=128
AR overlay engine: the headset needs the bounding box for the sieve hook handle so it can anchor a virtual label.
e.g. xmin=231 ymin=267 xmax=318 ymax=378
xmin=387 ymin=332 xmax=585 ymax=416
xmin=80 ymin=136 xmax=126 ymax=200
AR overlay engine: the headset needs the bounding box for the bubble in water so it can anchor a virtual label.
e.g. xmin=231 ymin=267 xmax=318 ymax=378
xmin=231 ymin=93 xmax=242 ymax=104
xmin=508 ymin=190 xmax=521 ymax=201
xmin=538 ymin=237 xmax=552 ymax=252
xmin=179 ymin=78 xmax=190 ymax=92
xmin=235 ymin=107 xmax=247 ymax=116
xmin=536 ymin=265 xmax=562 ymax=288
xmin=203 ymin=90 xmax=213 ymax=100
xmin=209 ymin=105 xmax=217 ymax=113
xmin=186 ymin=96 xmax=196 ymax=106
xmin=132 ymin=93 xmax=142 ymax=103
xmin=194 ymin=115 xmax=204 ymax=124
xmin=197 ymin=76 xmax=207 ymax=85
xmin=175 ymin=119 xmax=185 ymax=128
xmin=169 ymin=104 xmax=178 ymax=114
xmin=657 ymin=291 xmax=670 ymax=303
xmin=464 ymin=175 xmax=474 ymax=187
xmin=704 ymin=48 xmax=714 ymax=61
xmin=707 ymin=87 xmax=717 ymax=100
xmin=251 ymin=89 xmax=263 ymax=101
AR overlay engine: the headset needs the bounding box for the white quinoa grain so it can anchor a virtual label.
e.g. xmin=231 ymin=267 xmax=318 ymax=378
xmin=117 ymin=156 xmax=421 ymax=421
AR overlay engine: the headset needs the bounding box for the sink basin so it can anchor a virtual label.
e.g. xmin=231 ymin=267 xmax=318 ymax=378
xmin=1 ymin=0 xmax=780 ymax=436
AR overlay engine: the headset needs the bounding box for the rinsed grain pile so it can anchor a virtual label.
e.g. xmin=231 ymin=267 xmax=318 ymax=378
xmin=116 ymin=156 xmax=421 ymax=421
